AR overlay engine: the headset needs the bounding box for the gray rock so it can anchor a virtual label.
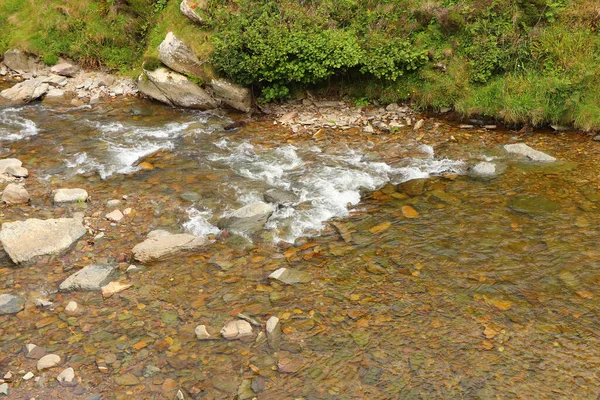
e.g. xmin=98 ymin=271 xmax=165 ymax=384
xmin=39 ymin=74 xmax=68 ymax=87
xmin=105 ymin=209 xmax=124 ymax=222
xmin=469 ymin=162 xmax=497 ymax=179
xmin=180 ymin=0 xmax=207 ymax=24
xmin=217 ymin=202 xmax=274 ymax=234
xmin=50 ymin=63 xmax=79 ymax=77
xmin=266 ymin=316 xmax=281 ymax=350
xmin=132 ymin=230 xmax=206 ymax=263
xmin=268 ymin=268 xmax=312 ymax=284
xmin=209 ymin=79 xmax=252 ymax=113
xmin=3 ymin=49 xmax=38 ymax=74
xmin=263 ymin=189 xmax=299 ymax=205
xmin=0 ymin=215 xmax=86 ymax=264
xmin=37 ymin=354 xmax=60 ymax=371
xmin=221 ymin=320 xmax=253 ymax=340
xmin=54 ymin=188 xmax=89 ymax=203
xmin=0 ymin=293 xmax=25 ymax=315
xmin=158 ymin=32 xmax=205 ymax=77
xmin=24 ymin=344 xmax=46 ymax=359
xmin=504 ymin=143 xmax=556 ymax=162
xmin=0 ymin=159 xmax=22 ymax=174
xmin=0 ymin=382 xmax=9 ymax=396
xmin=5 ymin=165 xmax=28 ymax=178
xmin=59 ymin=264 xmax=118 ymax=292
xmin=2 ymin=183 xmax=30 ymax=204
xmin=0 ymin=79 xmax=49 ymax=104
xmin=138 ymin=68 xmax=217 ymax=110
xmin=56 ymin=367 xmax=77 ymax=387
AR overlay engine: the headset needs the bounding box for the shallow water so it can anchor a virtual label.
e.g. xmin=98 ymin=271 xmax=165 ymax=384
xmin=1 ymin=97 xmax=600 ymax=399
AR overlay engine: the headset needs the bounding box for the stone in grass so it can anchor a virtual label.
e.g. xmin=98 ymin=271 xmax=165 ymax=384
xmin=59 ymin=264 xmax=118 ymax=292
xmin=504 ymin=143 xmax=556 ymax=162
xmin=268 ymin=268 xmax=312 ymax=285
xmin=24 ymin=344 xmax=46 ymax=359
xmin=54 ymin=188 xmax=89 ymax=203
xmin=56 ymin=367 xmax=77 ymax=387
xmin=0 ymin=293 xmax=26 ymax=315
xmin=37 ymin=354 xmax=61 ymax=371
xmin=220 ymin=320 xmax=253 ymax=340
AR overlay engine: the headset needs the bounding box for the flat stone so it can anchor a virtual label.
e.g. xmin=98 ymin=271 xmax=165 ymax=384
xmin=132 ymin=230 xmax=206 ymax=263
xmin=24 ymin=344 xmax=46 ymax=359
xmin=0 ymin=215 xmax=86 ymax=264
xmin=195 ymin=325 xmax=211 ymax=340
xmin=269 ymin=268 xmax=312 ymax=285
xmin=217 ymin=202 xmax=274 ymax=234
xmin=221 ymin=320 xmax=253 ymax=340
xmin=2 ymin=183 xmax=30 ymax=204
xmin=105 ymin=209 xmax=124 ymax=222
xmin=504 ymin=143 xmax=556 ymax=162
xmin=57 ymin=367 xmax=77 ymax=387
xmin=5 ymin=165 xmax=28 ymax=178
xmin=0 ymin=293 xmax=25 ymax=315
xmin=101 ymin=281 xmax=132 ymax=298
xmin=37 ymin=354 xmax=61 ymax=371
xmin=59 ymin=264 xmax=118 ymax=292
xmin=54 ymin=188 xmax=89 ymax=203
xmin=114 ymin=373 xmax=140 ymax=386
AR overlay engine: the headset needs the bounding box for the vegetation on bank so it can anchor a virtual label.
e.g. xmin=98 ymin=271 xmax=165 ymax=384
xmin=1 ymin=0 xmax=600 ymax=130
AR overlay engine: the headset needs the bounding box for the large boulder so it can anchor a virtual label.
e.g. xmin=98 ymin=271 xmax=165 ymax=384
xmin=210 ymin=78 xmax=252 ymax=113
xmin=137 ymin=68 xmax=217 ymax=110
xmin=180 ymin=0 xmax=207 ymax=24
xmin=0 ymin=215 xmax=86 ymax=264
xmin=158 ymin=32 xmax=205 ymax=77
xmin=132 ymin=229 xmax=207 ymax=263
xmin=0 ymin=79 xmax=50 ymax=104
xmin=1 ymin=183 xmax=30 ymax=204
xmin=3 ymin=49 xmax=39 ymax=74
xmin=217 ymin=202 xmax=274 ymax=235
xmin=59 ymin=264 xmax=118 ymax=292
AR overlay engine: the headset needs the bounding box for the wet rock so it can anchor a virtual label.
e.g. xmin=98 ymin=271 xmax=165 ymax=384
xmin=158 ymin=32 xmax=205 ymax=78
xmin=64 ymin=301 xmax=82 ymax=316
xmin=54 ymin=188 xmax=89 ymax=203
xmin=469 ymin=162 xmax=497 ymax=179
xmin=237 ymin=379 xmax=255 ymax=400
xmin=268 ymin=268 xmax=312 ymax=284
xmin=209 ymin=78 xmax=252 ymax=113
xmin=59 ymin=264 xmax=118 ymax=292
xmin=266 ymin=316 xmax=281 ymax=350
xmin=180 ymin=191 xmax=200 ymax=202
xmin=220 ymin=320 xmax=253 ymax=340
xmin=37 ymin=354 xmax=60 ymax=371
xmin=264 ymin=189 xmax=300 ymax=206
xmin=105 ymin=209 xmax=124 ymax=222
xmin=24 ymin=344 xmax=46 ymax=359
xmin=138 ymin=68 xmax=217 ymax=110
xmin=277 ymin=355 xmax=304 ymax=373
xmin=194 ymin=325 xmax=211 ymax=340
xmin=504 ymin=143 xmax=556 ymax=162
xmin=0 ymin=383 xmax=8 ymax=396
xmin=217 ymin=202 xmax=274 ymax=234
xmin=396 ymin=179 xmax=426 ymax=196
xmin=101 ymin=281 xmax=132 ymax=298
xmin=51 ymin=63 xmax=79 ymax=77
xmin=114 ymin=373 xmax=140 ymax=386
xmin=56 ymin=367 xmax=76 ymax=387
xmin=132 ymin=230 xmax=206 ymax=263
xmin=0 ymin=215 xmax=86 ymax=264
xmin=0 ymin=159 xmax=22 ymax=174
xmin=0 ymin=294 xmax=25 ymax=315
xmin=2 ymin=183 xmax=30 ymax=204
xmin=508 ymin=195 xmax=560 ymax=216
xmin=0 ymin=79 xmax=50 ymax=104
xmin=5 ymin=165 xmax=28 ymax=178
xmin=35 ymin=298 xmax=53 ymax=308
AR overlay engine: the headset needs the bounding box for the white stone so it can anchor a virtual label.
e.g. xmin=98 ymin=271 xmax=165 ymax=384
xmin=56 ymin=367 xmax=76 ymax=387
xmin=105 ymin=209 xmax=124 ymax=222
xmin=22 ymin=372 xmax=34 ymax=380
xmin=5 ymin=165 xmax=28 ymax=178
xmin=101 ymin=281 xmax=132 ymax=298
xmin=195 ymin=325 xmax=211 ymax=340
xmin=0 ymin=382 xmax=8 ymax=396
xmin=123 ymin=208 xmax=132 ymax=215
xmin=64 ymin=301 xmax=81 ymax=316
xmin=220 ymin=320 xmax=253 ymax=340
xmin=50 ymin=63 xmax=79 ymax=77
xmin=54 ymin=188 xmax=88 ymax=203
xmin=59 ymin=264 xmax=118 ymax=292
xmin=0 ymin=159 xmax=22 ymax=174
xmin=132 ymin=230 xmax=206 ymax=263
xmin=504 ymin=143 xmax=556 ymax=162
xmin=1 ymin=183 xmax=30 ymax=204
xmin=0 ymin=79 xmax=50 ymax=104
xmin=469 ymin=162 xmax=497 ymax=179
xmin=106 ymin=199 xmax=121 ymax=208
xmin=37 ymin=354 xmax=60 ymax=371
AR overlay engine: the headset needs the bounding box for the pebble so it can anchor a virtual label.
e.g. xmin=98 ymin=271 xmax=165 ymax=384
xmin=123 ymin=207 xmax=132 ymax=215
xmin=221 ymin=320 xmax=253 ymax=340
xmin=0 ymin=383 xmax=8 ymax=396
xmin=64 ymin=301 xmax=81 ymax=316
xmin=106 ymin=199 xmax=121 ymax=208
xmin=24 ymin=344 xmax=46 ymax=359
xmin=101 ymin=281 xmax=132 ymax=298
xmin=34 ymin=299 xmax=53 ymax=308
xmin=105 ymin=209 xmax=124 ymax=222
xmin=22 ymin=372 xmax=34 ymax=380
xmin=56 ymin=367 xmax=77 ymax=387
xmin=194 ymin=325 xmax=211 ymax=340
xmin=37 ymin=354 xmax=61 ymax=371
xmin=3 ymin=372 xmax=12 ymax=381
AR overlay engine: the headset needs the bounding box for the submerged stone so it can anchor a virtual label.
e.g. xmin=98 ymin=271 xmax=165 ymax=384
xmin=268 ymin=268 xmax=312 ymax=284
xmin=59 ymin=264 xmax=118 ymax=292
xmin=504 ymin=143 xmax=556 ymax=162
xmin=508 ymin=195 xmax=561 ymax=216
xmin=0 ymin=293 xmax=26 ymax=315
xmin=132 ymin=229 xmax=206 ymax=263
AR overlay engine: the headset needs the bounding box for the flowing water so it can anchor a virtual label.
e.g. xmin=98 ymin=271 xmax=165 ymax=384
xmin=1 ymin=97 xmax=600 ymax=399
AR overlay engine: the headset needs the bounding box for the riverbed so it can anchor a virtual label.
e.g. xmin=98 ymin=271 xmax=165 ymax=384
xmin=1 ymin=96 xmax=599 ymax=399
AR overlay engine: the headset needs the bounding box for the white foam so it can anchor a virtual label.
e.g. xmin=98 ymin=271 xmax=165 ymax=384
xmin=183 ymin=207 xmax=221 ymax=236
xmin=0 ymin=107 xmax=38 ymax=141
